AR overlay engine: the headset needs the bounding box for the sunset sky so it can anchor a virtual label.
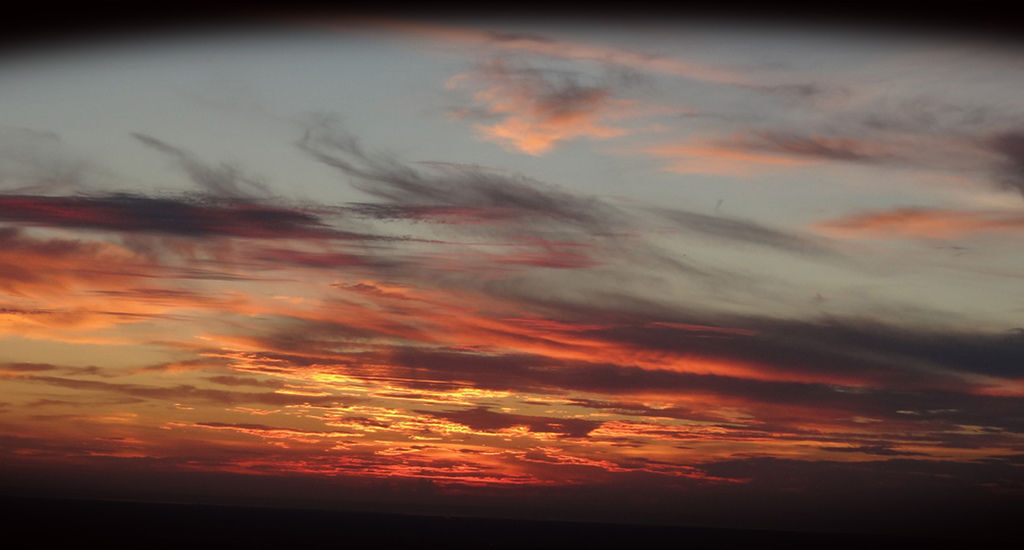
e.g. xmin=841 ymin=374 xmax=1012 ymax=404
xmin=1 ymin=15 xmax=1022 ymax=534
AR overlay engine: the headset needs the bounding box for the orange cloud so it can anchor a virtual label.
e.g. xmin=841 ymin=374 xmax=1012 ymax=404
xmin=477 ymin=114 xmax=628 ymax=156
xmin=817 ymin=208 xmax=1024 ymax=239
xmin=639 ymin=141 xmax=814 ymax=175
xmin=635 ymin=132 xmax=914 ymax=175
xmin=445 ymin=60 xmax=635 ymax=155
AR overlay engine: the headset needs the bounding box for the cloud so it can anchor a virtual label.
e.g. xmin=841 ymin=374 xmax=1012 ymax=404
xmin=225 ymin=317 xmax=1024 ymax=436
xmin=23 ymin=375 xmax=355 ymax=408
xmin=420 ymin=406 xmax=602 ymax=438
xmin=341 ymin=18 xmax=756 ymax=86
xmin=0 ymin=362 xmax=59 ymax=373
xmin=396 ymin=348 xmax=1023 ymax=428
xmin=252 ymin=247 xmax=398 ymax=269
xmin=639 ymin=126 xmax=1024 ymax=202
xmin=819 ymin=444 xmax=929 ymax=457
xmin=737 ymin=132 xmax=898 ymax=163
xmin=0 ymin=226 xmax=164 ymax=297
xmin=132 ymin=133 xmax=272 ymax=199
xmin=0 ymin=125 xmax=89 ymax=194
xmin=817 ymin=208 xmax=1024 ymax=239
xmin=206 ymin=375 xmax=285 ymax=388
xmin=571 ymin=314 xmax=1024 ymax=383
xmin=753 ymin=83 xmax=839 ymax=101
xmin=651 ymin=207 xmax=834 ymax=256
xmin=989 ymin=131 xmax=1024 ymax=195
xmin=189 ymin=421 xmax=349 ymax=440
xmin=297 ymin=119 xmax=839 ymax=273
xmin=857 ymin=96 xmax=1001 ymax=135
xmin=231 ymin=275 xmax=1024 ymax=392
xmin=0 ymin=193 xmax=340 ymax=239
xmin=293 ymin=115 xmax=750 ymax=282
xmin=639 ymin=140 xmax=813 ymax=175
xmin=297 ymin=113 xmax=620 ymax=230
xmin=640 ymin=130 xmax=908 ymax=175
xmin=448 ymin=59 xmax=633 ymax=155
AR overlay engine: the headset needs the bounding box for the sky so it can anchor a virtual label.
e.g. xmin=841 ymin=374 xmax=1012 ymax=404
xmin=1 ymin=14 xmax=1023 ymax=535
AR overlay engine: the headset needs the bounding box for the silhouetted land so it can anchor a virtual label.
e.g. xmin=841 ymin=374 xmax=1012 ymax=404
xmin=1 ymin=496 xmax=977 ymax=549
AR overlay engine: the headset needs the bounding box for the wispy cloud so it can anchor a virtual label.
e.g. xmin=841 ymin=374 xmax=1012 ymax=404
xmin=335 ymin=18 xmax=756 ymax=86
xmin=639 ymin=140 xmax=813 ymax=175
xmin=817 ymin=207 xmax=1024 ymax=239
xmin=651 ymin=207 xmax=835 ymax=256
xmin=297 ymin=112 xmax=621 ymax=228
xmin=132 ymin=133 xmax=272 ymax=199
xmin=0 ymin=125 xmax=89 ymax=194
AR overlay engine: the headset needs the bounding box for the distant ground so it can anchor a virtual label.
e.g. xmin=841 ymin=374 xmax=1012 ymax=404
xmin=1 ymin=496 xmax=971 ymax=549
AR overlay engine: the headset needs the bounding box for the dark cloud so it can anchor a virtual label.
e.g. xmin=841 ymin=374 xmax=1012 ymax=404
xmin=132 ymin=133 xmax=272 ymax=199
xmin=24 ymin=375 xmax=355 ymax=408
xmin=25 ymin=396 xmax=143 ymax=408
xmin=990 ymin=131 xmax=1024 ymax=195
xmin=361 ymin=347 xmax=1024 ymax=433
xmin=484 ymin=31 xmax=557 ymax=45
xmin=193 ymin=421 xmax=337 ymax=436
xmin=292 ymin=114 xmax=730 ymax=280
xmin=754 ymin=83 xmax=829 ymax=99
xmin=651 ymin=207 xmax=834 ymax=255
xmin=712 ymin=105 xmax=1024 ymax=199
xmin=421 ymin=406 xmax=602 ymax=438
xmin=293 ymin=115 xmax=739 ymax=283
xmin=206 ymin=375 xmax=284 ymax=389
xmin=738 ymin=131 xmax=895 ymax=163
xmin=859 ymin=97 xmax=998 ymax=134
xmin=575 ymin=314 xmax=1024 ymax=383
xmin=134 ymin=358 xmax=230 ymax=373
xmin=0 ymin=362 xmax=59 ymax=373
xmin=252 ymin=246 xmax=400 ymax=270
xmin=89 ymin=287 xmax=208 ymax=302
xmin=343 ymin=202 xmax=524 ymax=225
xmin=0 ymin=193 xmax=340 ymax=239
xmin=296 ymin=113 xmax=620 ymax=232
xmin=818 ymin=444 xmax=930 ymax=457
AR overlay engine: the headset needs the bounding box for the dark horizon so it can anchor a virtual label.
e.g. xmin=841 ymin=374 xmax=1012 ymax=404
xmin=4 ymin=495 xmax=975 ymax=549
